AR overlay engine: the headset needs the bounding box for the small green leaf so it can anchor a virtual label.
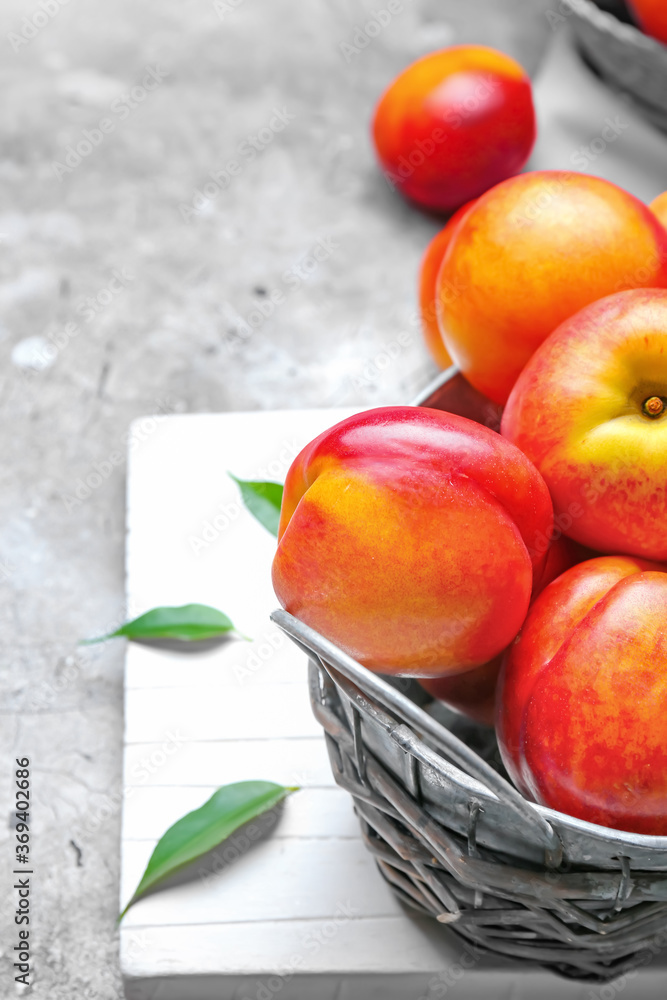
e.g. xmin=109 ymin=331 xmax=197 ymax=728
xmin=81 ymin=604 xmax=243 ymax=645
xmin=229 ymin=474 xmax=283 ymax=537
xmin=119 ymin=780 xmax=298 ymax=920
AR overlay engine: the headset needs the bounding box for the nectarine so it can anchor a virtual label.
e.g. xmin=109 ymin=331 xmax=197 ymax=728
xmin=437 ymin=171 xmax=667 ymax=404
xmin=372 ymin=46 xmax=535 ymax=213
xmin=420 ymin=535 xmax=591 ymax=725
xmin=497 ymin=556 xmax=667 ymax=834
xmin=628 ymin=0 xmax=667 ymax=44
xmin=272 ymin=407 xmax=552 ymax=676
xmin=419 ymin=202 xmax=473 ymax=370
xmin=502 ymin=288 xmax=667 ymax=561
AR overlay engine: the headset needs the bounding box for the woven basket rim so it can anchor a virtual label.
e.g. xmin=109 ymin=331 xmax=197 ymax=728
xmin=272 ymin=607 xmax=667 ymax=852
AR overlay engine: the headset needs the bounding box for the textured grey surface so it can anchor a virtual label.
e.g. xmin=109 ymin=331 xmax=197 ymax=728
xmin=0 ymin=1 xmax=552 ymax=996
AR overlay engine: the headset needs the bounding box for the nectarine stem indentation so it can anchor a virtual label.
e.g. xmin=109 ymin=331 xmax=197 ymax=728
xmin=643 ymin=396 xmax=666 ymax=418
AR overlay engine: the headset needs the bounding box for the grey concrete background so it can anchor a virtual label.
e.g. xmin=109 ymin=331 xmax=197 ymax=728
xmin=0 ymin=1 xmax=552 ymax=996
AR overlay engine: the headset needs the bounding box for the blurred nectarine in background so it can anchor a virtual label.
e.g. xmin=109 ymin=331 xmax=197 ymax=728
xmin=628 ymin=0 xmax=667 ymax=44
xmin=373 ymin=46 xmax=535 ymax=213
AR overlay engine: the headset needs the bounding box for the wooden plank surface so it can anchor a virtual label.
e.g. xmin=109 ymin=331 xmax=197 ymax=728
xmin=119 ymin=404 xmax=662 ymax=998
xmin=119 ymin=406 xmax=486 ymax=998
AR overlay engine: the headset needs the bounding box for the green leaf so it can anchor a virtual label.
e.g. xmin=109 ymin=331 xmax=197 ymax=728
xmin=119 ymin=781 xmax=298 ymax=920
xmin=81 ymin=604 xmax=244 ymax=645
xmin=229 ymin=474 xmax=283 ymax=537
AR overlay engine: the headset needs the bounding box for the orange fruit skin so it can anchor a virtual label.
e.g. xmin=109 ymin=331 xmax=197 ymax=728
xmin=502 ymin=288 xmax=667 ymax=561
xmin=437 ymin=170 xmax=667 ymax=405
xmin=628 ymin=0 xmax=667 ymax=44
xmin=272 ymin=406 xmax=553 ymax=677
xmin=419 ymin=202 xmax=474 ymax=369
xmin=650 ymin=189 xmax=667 ymax=228
xmin=372 ymin=46 xmax=535 ymax=213
xmin=497 ymin=556 xmax=667 ymax=835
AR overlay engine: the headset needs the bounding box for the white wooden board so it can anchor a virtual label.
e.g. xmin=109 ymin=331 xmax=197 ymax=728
xmin=119 ymin=408 xmax=665 ymax=1000
xmin=120 ymin=30 xmax=667 ymax=1000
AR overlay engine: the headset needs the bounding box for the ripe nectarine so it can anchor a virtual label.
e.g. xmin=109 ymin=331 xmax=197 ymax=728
xmin=372 ymin=46 xmax=535 ymax=213
xmin=272 ymin=407 xmax=552 ymax=676
xmin=497 ymin=556 xmax=667 ymax=834
xmin=437 ymin=171 xmax=667 ymax=404
xmin=502 ymin=288 xmax=667 ymax=561
xmin=420 ymin=535 xmax=592 ymax=725
xmin=419 ymin=202 xmax=473 ymax=370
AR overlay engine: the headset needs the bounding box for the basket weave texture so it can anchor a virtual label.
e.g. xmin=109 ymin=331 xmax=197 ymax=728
xmin=272 ymin=369 xmax=667 ymax=983
xmin=570 ymin=0 xmax=667 ymax=132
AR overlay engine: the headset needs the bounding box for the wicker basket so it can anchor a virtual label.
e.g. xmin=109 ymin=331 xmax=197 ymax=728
xmin=570 ymin=0 xmax=667 ymax=132
xmin=271 ymin=369 xmax=667 ymax=983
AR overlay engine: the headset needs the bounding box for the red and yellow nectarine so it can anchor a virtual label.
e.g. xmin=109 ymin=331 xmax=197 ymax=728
xmin=497 ymin=556 xmax=667 ymax=834
xmin=502 ymin=288 xmax=667 ymax=561
xmin=272 ymin=407 xmax=552 ymax=676
xmin=419 ymin=202 xmax=473 ymax=370
xmin=420 ymin=535 xmax=592 ymax=725
xmin=437 ymin=171 xmax=667 ymax=404
xmin=372 ymin=46 xmax=535 ymax=213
